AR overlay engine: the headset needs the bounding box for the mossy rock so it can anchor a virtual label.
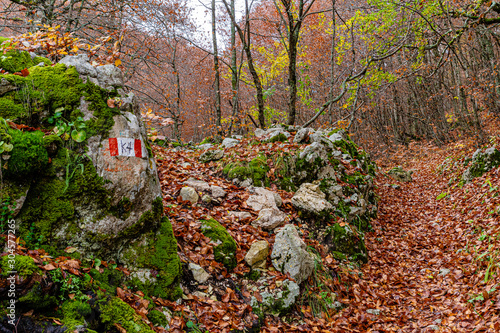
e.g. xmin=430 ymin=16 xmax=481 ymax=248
xmin=387 ymin=166 xmax=413 ymax=182
xmin=462 ymin=147 xmax=500 ymax=183
xmin=325 ymin=223 xmax=368 ymax=263
xmin=200 ymin=218 xmax=237 ymax=269
xmin=222 ymin=154 xmax=269 ymax=187
xmin=121 ymin=217 xmax=182 ymax=300
xmin=99 ymin=296 xmax=154 ymax=333
xmin=147 ymin=309 xmax=168 ymax=327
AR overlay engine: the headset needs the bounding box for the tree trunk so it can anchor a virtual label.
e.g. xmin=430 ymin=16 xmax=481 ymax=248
xmin=212 ymin=0 xmax=222 ymax=135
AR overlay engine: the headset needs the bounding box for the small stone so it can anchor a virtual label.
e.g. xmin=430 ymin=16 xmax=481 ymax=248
xmin=426 ymin=325 xmax=439 ymax=330
xmin=211 ymin=185 xmax=227 ymax=199
xmin=180 ymin=187 xmax=199 ymax=204
xmin=198 ymin=143 xmax=214 ymax=150
xmin=245 ymin=240 xmax=269 ymax=269
xmin=192 ymin=291 xmax=209 ymax=298
xmin=188 ymin=263 xmax=210 ymax=283
xmin=180 ymin=162 xmax=191 ymax=168
xmin=228 ymin=211 xmax=252 ymax=220
xmin=366 ymin=309 xmax=381 ymax=315
xmin=438 ymin=268 xmax=450 ymax=277
xmin=275 ymin=280 xmax=283 ymax=288
xmin=202 ymin=194 xmax=212 ymax=203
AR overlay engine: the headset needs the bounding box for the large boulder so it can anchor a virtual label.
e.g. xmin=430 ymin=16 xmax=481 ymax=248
xmin=271 ymin=224 xmax=315 ymax=284
xmin=388 ymin=166 xmax=413 ymax=182
xmin=0 ymin=50 xmax=181 ymax=299
xmin=247 ymin=187 xmax=287 ymax=230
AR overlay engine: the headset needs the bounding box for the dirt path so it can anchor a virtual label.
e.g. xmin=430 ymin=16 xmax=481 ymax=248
xmin=332 ymin=155 xmax=500 ymax=332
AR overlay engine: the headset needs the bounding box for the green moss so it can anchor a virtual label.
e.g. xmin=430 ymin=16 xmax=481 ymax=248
xmin=99 ymin=297 xmax=154 ymax=333
xmin=118 ymin=197 xmax=162 ymax=238
xmin=246 ymin=269 xmax=261 ymax=281
xmin=325 ymin=223 xmax=367 ymax=263
xmin=223 ymin=154 xmax=270 ymax=187
xmin=0 ymin=255 xmax=40 ymax=277
xmin=4 ymin=129 xmax=49 ymax=180
xmin=90 ymin=268 xmax=124 ymax=295
xmin=83 ymin=80 xmax=121 ymax=138
xmin=18 ymin=281 xmax=58 ymax=310
xmin=61 ymin=299 xmax=92 ymax=331
xmin=32 ymin=56 xmax=52 ymax=66
xmin=0 ymin=49 xmax=34 ymax=73
xmin=200 ymin=218 xmax=237 ymax=269
xmin=122 ymin=217 xmax=182 ymax=300
xmin=147 ymin=309 xmax=168 ymax=327
xmin=110 ymin=197 xmax=134 ymax=220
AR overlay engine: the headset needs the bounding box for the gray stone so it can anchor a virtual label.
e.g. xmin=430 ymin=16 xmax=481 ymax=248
xmin=293 ymin=127 xmax=315 ymax=143
xmin=59 ymin=54 xmax=97 ymax=77
xmin=271 ymin=224 xmax=315 ymax=284
xmin=240 ymin=179 xmax=253 ymax=188
xmin=199 ymin=149 xmax=224 ymax=163
xmin=188 ymin=263 xmax=210 ymax=283
xmin=426 ymin=325 xmax=439 ymax=331
xmin=201 ymin=194 xmax=212 ymax=203
xmin=252 ymin=207 xmax=287 ymax=230
xmin=438 ymin=268 xmax=450 ymax=276
xmin=245 ymin=240 xmax=269 ymax=268
xmin=184 ymin=178 xmax=211 ymax=192
xmin=228 ymin=211 xmax=252 ymax=221
xmin=96 ymin=64 xmax=123 ymax=90
xmin=291 ymin=183 xmax=333 ymax=216
xmin=180 ymin=187 xmax=199 ymax=204
xmin=210 ymin=185 xmax=226 ymax=199
xmin=254 ymin=128 xmax=267 ymax=138
xmin=222 ymin=138 xmax=240 ymax=148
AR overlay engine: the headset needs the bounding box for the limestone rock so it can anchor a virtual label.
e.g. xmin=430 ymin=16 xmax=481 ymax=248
xmin=271 ymin=224 xmax=315 ymax=284
xmin=388 ymin=166 xmax=413 ymax=182
xmin=222 ymin=138 xmax=239 ymax=148
xmin=291 ymin=183 xmax=333 ymax=217
xmin=210 ymin=185 xmax=226 ymax=199
xmin=180 ymin=187 xmax=199 ymax=204
xmin=252 ymin=207 xmax=287 ymax=230
xmin=246 ymin=187 xmax=282 ymax=211
xmin=59 ymin=54 xmax=97 ymax=77
xmin=328 ymin=129 xmax=348 ymax=143
xmin=188 ymin=263 xmax=210 ymax=283
xmin=245 ymin=240 xmax=269 ymax=268
xmin=199 ymin=149 xmax=223 ymax=163
xmin=184 ymin=178 xmax=211 ymax=192
xmin=96 ymin=64 xmax=123 ymax=90
xmin=201 ymin=194 xmax=212 ymax=203
xmin=293 ymin=127 xmax=314 ymax=144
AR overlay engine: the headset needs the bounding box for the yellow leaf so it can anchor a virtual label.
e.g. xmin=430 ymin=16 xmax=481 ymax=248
xmin=114 ymin=59 xmax=122 ymax=66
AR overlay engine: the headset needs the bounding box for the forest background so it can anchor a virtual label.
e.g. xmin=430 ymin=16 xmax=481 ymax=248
xmin=2 ymin=0 xmax=500 ymax=156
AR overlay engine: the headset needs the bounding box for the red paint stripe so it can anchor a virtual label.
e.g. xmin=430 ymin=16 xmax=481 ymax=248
xmin=109 ymin=138 xmax=118 ymax=156
xmin=134 ymin=139 xmax=142 ymax=158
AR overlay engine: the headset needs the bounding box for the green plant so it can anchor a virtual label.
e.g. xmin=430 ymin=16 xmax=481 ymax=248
xmin=185 ymin=320 xmax=208 ymax=333
xmin=49 ymin=268 xmax=91 ymax=302
xmin=63 ymin=151 xmax=88 ymax=193
xmin=47 ymin=108 xmax=87 ymax=143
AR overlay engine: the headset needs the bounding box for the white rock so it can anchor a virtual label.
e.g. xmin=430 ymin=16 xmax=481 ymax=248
xmin=59 ymin=54 xmax=97 ymax=77
xmin=228 ymin=211 xmax=252 ymax=220
xmin=246 ymin=187 xmax=282 ymax=211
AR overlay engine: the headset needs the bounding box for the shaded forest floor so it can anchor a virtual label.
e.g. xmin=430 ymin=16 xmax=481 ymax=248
xmin=155 ymin=135 xmax=500 ymax=332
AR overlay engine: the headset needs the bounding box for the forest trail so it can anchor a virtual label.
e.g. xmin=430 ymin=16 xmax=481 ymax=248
xmin=153 ymin=141 xmax=500 ymax=333
xmin=334 ymin=146 xmax=500 ymax=332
